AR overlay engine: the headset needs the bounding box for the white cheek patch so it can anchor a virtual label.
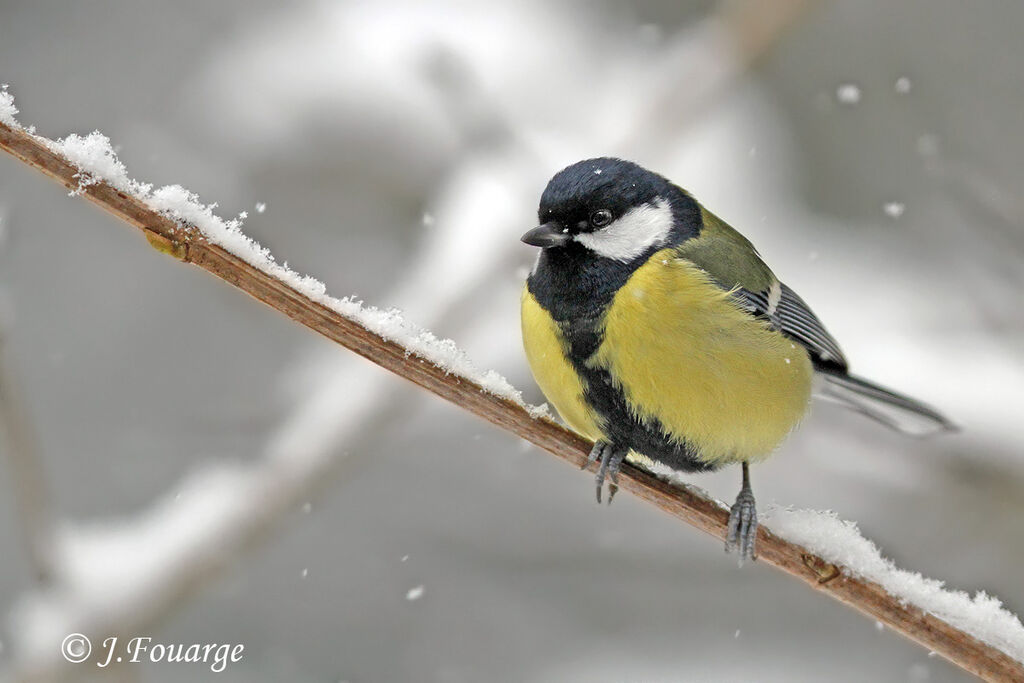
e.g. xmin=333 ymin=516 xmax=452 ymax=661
xmin=574 ymin=198 xmax=673 ymax=262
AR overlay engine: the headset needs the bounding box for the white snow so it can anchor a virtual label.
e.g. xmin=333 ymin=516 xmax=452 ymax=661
xmin=895 ymin=76 xmax=913 ymax=94
xmin=835 ymin=83 xmax=862 ymax=105
xmin=883 ymin=201 xmax=906 ymax=218
xmin=48 ymin=131 xmax=153 ymax=197
xmin=0 ymin=85 xmax=20 ymax=128
xmin=405 ymin=585 xmax=425 ymax=601
xmin=767 ymin=507 xmax=1024 ymax=663
xmin=0 ymin=88 xmax=548 ymax=419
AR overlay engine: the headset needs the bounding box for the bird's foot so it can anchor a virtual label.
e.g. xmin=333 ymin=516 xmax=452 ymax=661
xmin=725 ymin=465 xmax=758 ymax=565
xmin=586 ymin=441 xmax=627 ymax=505
xmin=583 ymin=441 xmax=607 ymax=470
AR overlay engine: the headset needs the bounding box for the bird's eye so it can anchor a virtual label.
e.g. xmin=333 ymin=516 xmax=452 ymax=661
xmin=590 ymin=209 xmax=613 ymax=228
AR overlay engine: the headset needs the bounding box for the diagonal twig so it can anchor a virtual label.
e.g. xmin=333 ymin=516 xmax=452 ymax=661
xmin=0 ymin=318 xmax=58 ymax=584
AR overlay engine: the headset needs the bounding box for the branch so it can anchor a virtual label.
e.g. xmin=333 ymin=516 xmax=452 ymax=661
xmin=613 ymin=0 xmax=816 ymax=156
xmin=2 ymin=117 xmax=1022 ymax=682
xmin=0 ymin=309 xmax=58 ymax=584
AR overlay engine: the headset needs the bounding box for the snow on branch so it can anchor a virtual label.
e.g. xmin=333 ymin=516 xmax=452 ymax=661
xmin=1 ymin=89 xmax=1023 ymax=682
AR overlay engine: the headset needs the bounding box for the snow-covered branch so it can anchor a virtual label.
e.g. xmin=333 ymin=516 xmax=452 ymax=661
xmin=2 ymin=92 xmax=1023 ymax=682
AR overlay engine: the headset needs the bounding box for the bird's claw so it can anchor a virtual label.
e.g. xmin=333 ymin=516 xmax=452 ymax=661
xmin=725 ymin=487 xmax=758 ymax=566
xmin=588 ymin=441 xmax=627 ymax=504
xmin=583 ymin=441 xmax=604 ymax=470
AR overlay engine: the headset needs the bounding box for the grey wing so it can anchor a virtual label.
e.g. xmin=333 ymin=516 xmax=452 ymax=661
xmin=732 ymin=282 xmax=848 ymax=370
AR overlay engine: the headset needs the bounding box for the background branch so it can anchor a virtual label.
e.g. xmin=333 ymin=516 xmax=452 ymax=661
xmin=2 ymin=116 xmax=1022 ymax=682
xmin=0 ymin=307 xmax=57 ymax=585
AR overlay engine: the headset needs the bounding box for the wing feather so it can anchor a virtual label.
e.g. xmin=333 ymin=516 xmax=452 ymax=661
xmin=672 ymin=205 xmax=953 ymax=433
xmin=731 ymin=283 xmax=847 ymax=369
xmin=674 ymin=206 xmax=847 ymax=369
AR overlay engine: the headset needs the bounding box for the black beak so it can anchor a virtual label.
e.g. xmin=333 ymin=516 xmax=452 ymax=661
xmin=521 ymin=221 xmax=570 ymax=248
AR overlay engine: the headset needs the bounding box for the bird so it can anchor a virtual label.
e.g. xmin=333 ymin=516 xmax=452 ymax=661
xmin=519 ymin=157 xmax=955 ymax=563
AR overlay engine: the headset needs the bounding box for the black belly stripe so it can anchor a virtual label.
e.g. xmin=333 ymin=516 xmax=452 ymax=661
xmin=561 ymin=316 xmax=713 ymax=474
xmin=528 ymin=244 xmax=713 ymax=473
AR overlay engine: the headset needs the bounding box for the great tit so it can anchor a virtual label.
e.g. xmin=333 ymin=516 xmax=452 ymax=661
xmin=520 ymin=157 xmax=954 ymax=562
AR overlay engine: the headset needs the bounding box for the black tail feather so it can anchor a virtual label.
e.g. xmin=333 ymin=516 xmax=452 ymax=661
xmin=815 ymin=368 xmax=958 ymax=437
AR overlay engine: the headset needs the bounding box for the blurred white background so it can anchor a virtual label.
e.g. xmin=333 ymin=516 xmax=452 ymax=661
xmin=1 ymin=0 xmax=1023 ymax=681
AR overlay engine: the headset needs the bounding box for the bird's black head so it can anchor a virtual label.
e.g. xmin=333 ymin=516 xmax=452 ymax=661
xmin=522 ymin=157 xmax=700 ymax=263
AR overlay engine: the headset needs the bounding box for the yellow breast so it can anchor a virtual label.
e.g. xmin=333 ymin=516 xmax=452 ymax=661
xmin=520 ymin=287 xmax=604 ymax=442
xmin=592 ymin=249 xmax=813 ymax=464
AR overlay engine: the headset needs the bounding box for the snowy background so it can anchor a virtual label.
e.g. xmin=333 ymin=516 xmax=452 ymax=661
xmin=1 ymin=0 xmax=1023 ymax=681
